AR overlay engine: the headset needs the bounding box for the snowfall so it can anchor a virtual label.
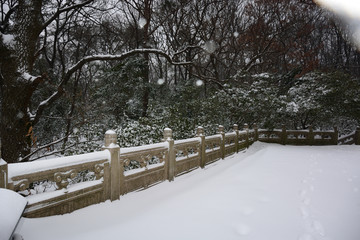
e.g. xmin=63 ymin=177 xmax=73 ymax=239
xmin=17 ymin=142 xmax=360 ymax=240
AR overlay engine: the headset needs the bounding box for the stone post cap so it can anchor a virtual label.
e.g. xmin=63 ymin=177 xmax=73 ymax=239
xmin=197 ymin=126 xmax=204 ymax=136
xmin=104 ymin=130 xmax=118 ymax=147
xmin=233 ymin=124 xmax=238 ymax=131
xmin=163 ymin=128 xmax=173 ymax=141
xmin=0 ymin=158 xmax=7 ymax=166
xmin=243 ymin=123 xmax=249 ymax=129
xmin=218 ymin=125 xmax=224 ymax=133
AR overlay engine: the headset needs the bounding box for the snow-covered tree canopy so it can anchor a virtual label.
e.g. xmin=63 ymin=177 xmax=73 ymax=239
xmin=0 ymin=0 xmax=359 ymax=163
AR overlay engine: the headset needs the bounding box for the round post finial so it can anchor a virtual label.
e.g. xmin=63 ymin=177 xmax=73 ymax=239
xmin=197 ymin=126 xmax=204 ymax=136
xmin=163 ymin=128 xmax=173 ymax=141
xmin=218 ymin=125 xmax=224 ymax=134
xmin=104 ymin=130 xmax=117 ymax=147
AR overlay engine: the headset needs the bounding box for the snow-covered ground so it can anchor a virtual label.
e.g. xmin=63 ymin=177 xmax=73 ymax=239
xmin=18 ymin=143 xmax=360 ymax=240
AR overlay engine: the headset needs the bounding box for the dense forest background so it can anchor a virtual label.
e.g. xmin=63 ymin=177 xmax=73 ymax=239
xmin=1 ymin=0 xmax=359 ymax=163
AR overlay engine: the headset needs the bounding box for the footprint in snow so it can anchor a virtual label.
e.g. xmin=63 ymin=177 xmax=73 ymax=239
xmin=303 ymin=197 xmax=311 ymax=205
xmin=300 ymin=189 xmax=307 ymax=198
xmin=300 ymin=206 xmax=310 ymax=219
xmin=234 ymin=223 xmax=251 ymax=236
xmin=258 ymin=196 xmax=271 ymax=203
xmin=298 ymin=233 xmax=315 ymax=240
xmin=313 ymin=220 xmax=325 ymax=237
xmin=239 ymin=206 xmax=254 ymax=216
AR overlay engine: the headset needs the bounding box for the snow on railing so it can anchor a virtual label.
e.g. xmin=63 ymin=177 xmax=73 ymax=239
xmin=1 ymin=124 xmax=358 ymax=218
xmin=257 ymin=125 xmax=346 ymax=146
xmin=338 ymin=128 xmax=360 ymax=145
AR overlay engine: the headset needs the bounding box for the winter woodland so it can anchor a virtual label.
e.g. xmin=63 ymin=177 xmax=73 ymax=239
xmin=1 ymin=0 xmax=360 ymax=163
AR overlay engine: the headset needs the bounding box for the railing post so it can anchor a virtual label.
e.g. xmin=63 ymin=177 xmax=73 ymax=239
xmin=0 ymin=139 xmax=7 ymax=189
xmin=333 ymin=126 xmax=339 ymax=145
xmin=308 ymin=125 xmax=314 ymax=146
xmin=0 ymin=159 xmax=8 ymax=189
xmin=355 ymin=127 xmax=360 ymax=145
xmin=219 ymin=125 xmax=225 ymax=159
xmin=102 ymin=130 xmax=121 ymax=201
xmin=164 ymin=128 xmax=175 ymax=181
xmin=197 ymin=126 xmax=206 ymax=168
xmin=253 ymin=123 xmax=258 ymax=141
xmin=281 ymin=124 xmax=287 ymax=145
xmin=233 ymin=124 xmax=239 ymax=153
xmin=244 ymin=123 xmax=249 ymax=148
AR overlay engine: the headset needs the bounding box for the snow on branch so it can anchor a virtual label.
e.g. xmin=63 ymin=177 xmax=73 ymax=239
xmin=65 ymin=48 xmax=192 ymax=79
xmin=22 ymin=72 xmax=42 ymax=83
xmin=31 ymin=48 xmax=192 ymax=125
xmin=20 ymin=135 xmax=72 ymax=162
xmin=41 ymin=0 xmax=95 ymax=30
xmin=174 ymin=45 xmax=202 ymax=57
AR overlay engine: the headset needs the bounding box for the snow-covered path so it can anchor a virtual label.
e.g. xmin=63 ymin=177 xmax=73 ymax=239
xmin=18 ymin=143 xmax=360 ymax=240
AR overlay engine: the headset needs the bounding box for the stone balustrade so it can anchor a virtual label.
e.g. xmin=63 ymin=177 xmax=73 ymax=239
xmin=0 ymin=124 xmax=358 ymax=217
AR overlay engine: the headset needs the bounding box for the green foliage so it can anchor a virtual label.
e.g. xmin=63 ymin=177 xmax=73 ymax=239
xmin=34 ymin=70 xmax=360 ymax=160
xmin=284 ymin=71 xmax=360 ymax=130
xmin=204 ymin=71 xmax=360 ymax=131
xmin=204 ymin=73 xmax=287 ymax=129
xmin=92 ymin=56 xmax=148 ymax=121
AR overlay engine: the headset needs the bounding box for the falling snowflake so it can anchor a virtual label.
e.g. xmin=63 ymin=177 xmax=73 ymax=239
xmin=203 ymin=40 xmax=218 ymax=54
xmin=16 ymin=111 xmax=24 ymax=119
xmin=157 ymin=78 xmax=165 ymax=85
xmin=196 ymin=79 xmax=204 ymax=86
xmin=138 ymin=18 xmax=147 ymax=29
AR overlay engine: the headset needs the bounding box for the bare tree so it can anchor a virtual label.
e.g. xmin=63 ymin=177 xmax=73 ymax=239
xmin=0 ymin=0 xmax=190 ymax=163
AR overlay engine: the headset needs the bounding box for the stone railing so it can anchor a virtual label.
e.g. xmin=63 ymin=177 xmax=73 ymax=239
xmin=4 ymin=150 xmax=111 ymax=218
xmin=338 ymin=127 xmax=360 ymax=145
xmin=258 ymin=125 xmax=340 ymax=145
xmin=1 ymin=124 xmax=358 ymax=218
xmin=0 ymin=124 xmax=254 ymax=218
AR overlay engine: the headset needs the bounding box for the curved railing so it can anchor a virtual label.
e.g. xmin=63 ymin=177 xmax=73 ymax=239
xmin=0 ymin=124 xmax=358 ymax=218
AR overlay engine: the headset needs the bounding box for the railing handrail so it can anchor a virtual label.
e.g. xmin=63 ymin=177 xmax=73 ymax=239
xmin=8 ymin=150 xmax=110 ymax=179
xmin=0 ymin=124 xmax=358 ymax=218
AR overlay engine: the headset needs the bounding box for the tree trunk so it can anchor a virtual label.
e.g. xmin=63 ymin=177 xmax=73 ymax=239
xmin=0 ymin=1 xmax=43 ymax=163
xmin=140 ymin=0 xmax=152 ymax=118
xmin=0 ymin=44 xmax=33 ymax=163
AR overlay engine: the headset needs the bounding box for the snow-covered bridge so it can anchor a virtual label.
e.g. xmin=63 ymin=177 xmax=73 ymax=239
xmin=18 ymin=142 xmax=360 ymax=240
xmin=0 ymin=124 xmax=359 ymax=219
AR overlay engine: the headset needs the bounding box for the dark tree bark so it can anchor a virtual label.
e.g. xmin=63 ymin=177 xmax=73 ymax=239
xmin=0 ymin=1 xmax=44 ymax=163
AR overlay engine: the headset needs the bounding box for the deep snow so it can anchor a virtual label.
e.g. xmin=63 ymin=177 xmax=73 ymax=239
xmin=18 ymin=143 xmax=360 ymax=240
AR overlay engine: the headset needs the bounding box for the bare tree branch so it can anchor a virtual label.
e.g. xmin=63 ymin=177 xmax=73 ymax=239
xmin=20 ymin=134 xmax=72 ymax=162
xmin=41 ymin=0 xmax=95 ymax=31
xmin=30 ymin=48 xmax=192 ymax=125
